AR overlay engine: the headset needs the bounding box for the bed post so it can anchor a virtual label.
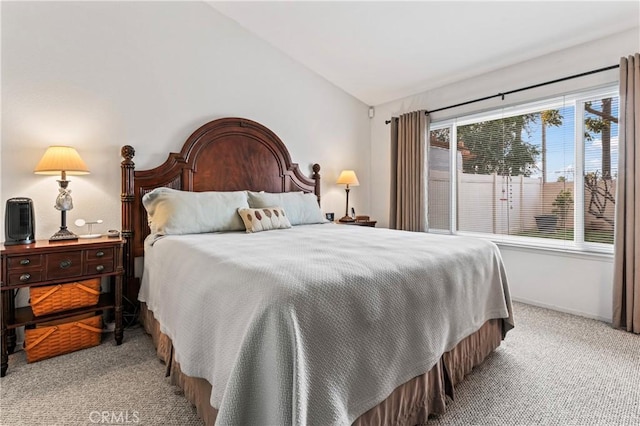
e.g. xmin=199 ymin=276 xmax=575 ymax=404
xmin=312 ymin=163 xmax=321 ymax=205
xmin=120 ymin=145 xmax=137 ymax=310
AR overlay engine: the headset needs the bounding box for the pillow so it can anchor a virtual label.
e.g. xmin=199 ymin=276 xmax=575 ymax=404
xmin=237 ymin=207 xmax=292 ymax=233
xmin=142 ymin=187 xmax=248 ymax=235
xmin=247 ymin=191 xmax=328 ymax=225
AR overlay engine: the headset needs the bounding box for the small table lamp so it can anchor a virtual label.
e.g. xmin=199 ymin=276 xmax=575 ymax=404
xmin=336 ymin=170 xmax=359 ymax=222
xmin=34 ymin=146 xmax=90 ymax=241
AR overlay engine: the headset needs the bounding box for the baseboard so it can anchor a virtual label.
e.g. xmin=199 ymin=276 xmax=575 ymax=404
xmin=512 ymin=296 xmax=611 ymax=323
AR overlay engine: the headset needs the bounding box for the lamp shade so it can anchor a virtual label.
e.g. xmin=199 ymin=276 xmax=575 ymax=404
xmin=34 ymin=146 xmax=90 ymax=175
xmin=336 ymin=170 xmax=359 ymax=186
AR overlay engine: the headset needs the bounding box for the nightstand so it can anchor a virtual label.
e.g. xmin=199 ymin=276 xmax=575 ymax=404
xmin=0 ymin=237 xmax=124 ymax=377
xmin=336 ymin=220 xmax=377 ymax=227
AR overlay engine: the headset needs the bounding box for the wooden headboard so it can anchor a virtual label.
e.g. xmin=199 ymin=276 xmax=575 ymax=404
xmin=120 ymin=117 xmax=321 ymax=299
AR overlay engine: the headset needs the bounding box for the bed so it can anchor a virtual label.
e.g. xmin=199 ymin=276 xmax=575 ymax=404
xmin=120 ymin=117 xmax=514 ymax=425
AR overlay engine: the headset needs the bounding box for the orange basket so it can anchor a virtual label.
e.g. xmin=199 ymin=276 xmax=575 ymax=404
xmin=24 ymin=314 xmax=102 ymax=363
xmin=29 ymin=279 xmax=101 ymax=316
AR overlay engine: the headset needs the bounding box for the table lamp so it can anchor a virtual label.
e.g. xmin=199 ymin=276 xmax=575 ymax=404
xmin=336 ymin=170 xmax=359 ymax=222
xmin=34 ymin=146 xmax=90 ymax=241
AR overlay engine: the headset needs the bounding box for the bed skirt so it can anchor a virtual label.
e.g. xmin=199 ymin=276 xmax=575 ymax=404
xmin=140 ymin=303 xmax=503 ymax=426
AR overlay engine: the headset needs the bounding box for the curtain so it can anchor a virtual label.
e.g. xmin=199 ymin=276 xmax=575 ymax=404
xmin=613 ymin=53 xmax=639 ymax=333
xmin=389 ymin=110 xmax=429 ymax=231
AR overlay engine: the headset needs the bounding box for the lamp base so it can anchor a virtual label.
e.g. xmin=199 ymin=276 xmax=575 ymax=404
xmin=338 ymin=216 xmax=355 ymax=223
xmin=49 ymin=228 xmax=78 ymax=242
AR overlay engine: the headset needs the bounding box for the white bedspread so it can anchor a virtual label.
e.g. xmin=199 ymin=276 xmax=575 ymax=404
xmin=140 ymin=224 xmax=513 ymax=425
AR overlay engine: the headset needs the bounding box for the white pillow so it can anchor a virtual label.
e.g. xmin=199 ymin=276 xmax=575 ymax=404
xmin=247 ymin=191 xmax=327 ymax=225
xmin=237 ymin=207 xmax=292 ymax=233
xmin=142 ymin=187 xmax=248 ymax=235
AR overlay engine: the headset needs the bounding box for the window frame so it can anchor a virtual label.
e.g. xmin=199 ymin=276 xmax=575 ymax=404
xmin=429 ymin=85 xmax=618 ymax=255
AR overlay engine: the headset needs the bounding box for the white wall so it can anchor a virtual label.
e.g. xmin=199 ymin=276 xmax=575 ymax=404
xmin=500 ymin=246 xmax=614 ymax=322
xmin=1 ymin=1 xmax=370 ymax=241
xmin=370 ymin=28 xmax=639 ymax=321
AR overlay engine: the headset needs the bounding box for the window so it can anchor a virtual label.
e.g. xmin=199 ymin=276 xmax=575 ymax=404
xmin=582 ymin=97 xmax=618 ymax=244
xmin=429 ymin=87 xmax=618 ymax=252
xmin=428 ymin=128 xmax=451 ymax=231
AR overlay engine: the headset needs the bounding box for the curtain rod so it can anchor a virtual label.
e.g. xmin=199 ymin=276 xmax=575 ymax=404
xmin=384 ymin=63 xmax=620 ymax=124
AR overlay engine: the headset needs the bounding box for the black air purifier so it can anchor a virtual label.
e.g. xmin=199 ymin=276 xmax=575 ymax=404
xmin=4 ymin=198 xmax=36 ymax=245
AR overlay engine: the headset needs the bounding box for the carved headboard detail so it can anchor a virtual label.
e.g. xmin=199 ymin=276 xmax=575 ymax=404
xmin=120 ymin=117 xmax=321 ymax=300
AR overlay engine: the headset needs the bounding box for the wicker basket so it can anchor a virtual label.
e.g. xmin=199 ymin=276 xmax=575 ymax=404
xmin=24 ymin=314 xmax=102 ymax=363
xmin=30 ymin=279 xmax=101 ymax=317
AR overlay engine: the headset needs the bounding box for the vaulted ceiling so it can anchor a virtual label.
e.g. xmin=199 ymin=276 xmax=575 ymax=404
xmin=209 ymin=1 xmax=640 ymax=106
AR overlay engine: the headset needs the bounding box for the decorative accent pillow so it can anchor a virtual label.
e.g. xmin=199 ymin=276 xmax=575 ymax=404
xmin=247 ymin=191 xmax=328 ymax=226
xmin=142 ymin=187 xmax=249 ymax=235
xmin=237 ymin=207 xmax=292 ymax=233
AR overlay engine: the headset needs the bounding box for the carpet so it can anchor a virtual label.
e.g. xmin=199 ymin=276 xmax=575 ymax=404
xmin=1 ymin=302 xmax=638 ymax=425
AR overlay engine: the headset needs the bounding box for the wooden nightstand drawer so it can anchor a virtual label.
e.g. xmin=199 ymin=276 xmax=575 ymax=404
xmin=84 ymin=260 xmax=114 ymax=275
xmin=8 ymin=271 xmax=43 ymax=286
xmin=8 ymin=255 xmax=43 ymax=270
xmin=85 ymin=248 xmax=113 ymax=261
xmin=46 ymin=251 xmax=83 ymax=280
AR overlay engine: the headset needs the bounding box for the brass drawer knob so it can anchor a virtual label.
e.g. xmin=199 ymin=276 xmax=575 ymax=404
xmin=95 ymin=265 xmax=105 ymax=272
xmin=96 ymin=251 xmax=105 ymax=258
xmin=19 ymin=259 xmax=30 ymax=265
xmin=19 ymin=273 xmax=31 ymax=282
xmin=59 ymin=259 xmax=72 ymax=269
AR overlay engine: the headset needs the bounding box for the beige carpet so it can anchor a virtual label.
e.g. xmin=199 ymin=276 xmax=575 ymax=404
xmin=0 ymin=325 xmax=200 ymax=425
xmin=1 ymin=302 xmax=638 ymax=425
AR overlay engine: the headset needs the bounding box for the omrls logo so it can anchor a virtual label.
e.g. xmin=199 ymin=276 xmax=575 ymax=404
xmin=89 ymin=411 xmax=140 ymax=424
